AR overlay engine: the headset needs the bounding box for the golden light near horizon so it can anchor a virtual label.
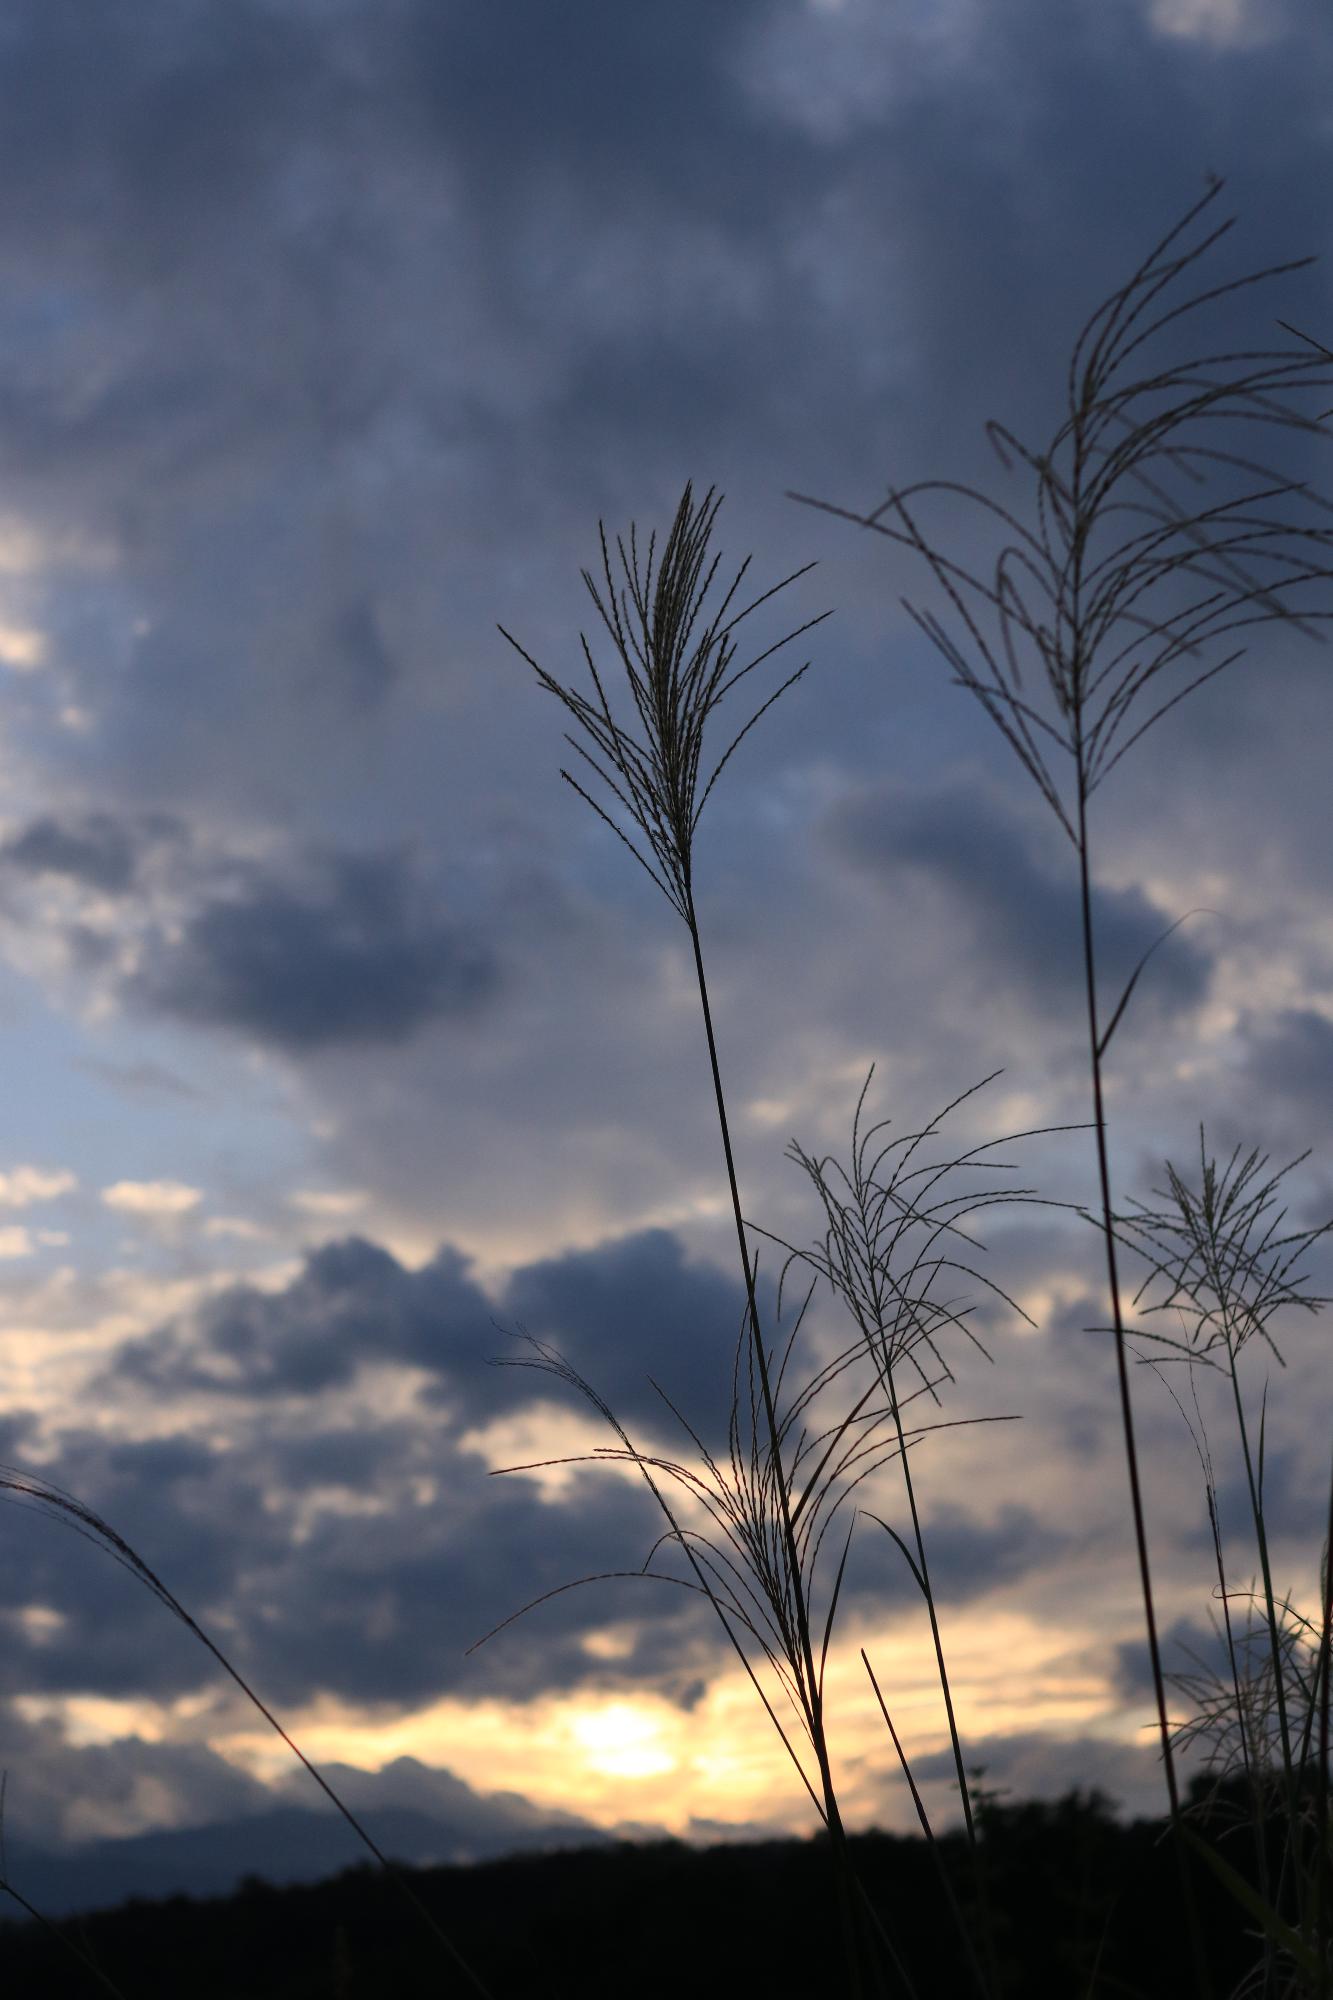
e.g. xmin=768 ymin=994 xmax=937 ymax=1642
xmin=179 ymin=1602 xmax=1125 ymax=1840
xmin=569 ymin=1701 xmax=677 ymax=1781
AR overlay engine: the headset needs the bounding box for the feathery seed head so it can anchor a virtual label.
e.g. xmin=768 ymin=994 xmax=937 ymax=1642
xmin=755 ymin=1069 xmax=1077 ymax=1401
xmin=792 ymin=180 xmax=1333 ymax=846
xmin=1116 ymin=1131 xmax=1333 ymax=1368
xmin=500 ymin=481 xmax=830 ymax=922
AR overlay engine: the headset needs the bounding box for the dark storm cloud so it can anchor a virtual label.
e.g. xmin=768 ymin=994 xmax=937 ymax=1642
xmin=0 ymin=811 xmax=140 ymax=892
xmin=0 ymin=1407 xmax=39 ymax=1458
xmin=0 ymin=1434 xmax=263 ymax=1700
xmin=0 ymin=0 xmax=1322 ymax=836
xmin=1242 ymin=1008 xmax=1333 ymax=1127
xmin=406 ymin=0 xmax=777 ymax=196
xmin=846 ymin=1501 xmax=1070 ymax=1617
xmin=826 ymin=779 xmax=1212 ymax=1034
xmin=1112 ymin=1615 xmax=1228 ymax=1706
xmin=0 ymin=5 xmax=315 ymax=237
xmin=322 ymin=594 xmax=399 ymax=709
xmin=128 ymin=850 xmax=500 ymax=1051
xmin=35 ymin=1220 xmax=1075 ymax=1711
xmin=0 ymin=6 xmax=332 ymax=514
xmin=0 ymin=1400 xmax=1075 ymax=1716
xmin=385 ymin=0 xmax=1333 ymax=530
xmin=0 ymin=1407 xmax=705 ymax=1710
xmin=503 ymin=1228 xmax=781 ymax=1443
xmin=108 ymin=1236 xmax=498 ymax=1401
xmin=43 ymin=1225 xmax=782 ymax=1703
xmin=245 ymin=1472 xmax=704 ymax=1710
xmin=905 ymin=1501 xmax=1068 ymax=1604
xmin=1210 ymin=1440 xmax=1327 ymax=1548
xmin=106 ymin=1226 xmax=773 ymax=1447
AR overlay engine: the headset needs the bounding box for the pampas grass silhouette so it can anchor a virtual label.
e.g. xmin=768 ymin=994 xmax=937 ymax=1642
xmin=1115 ymin=1138 xmax=1333 ymax=1994
xmin=500 ymin=487 xmax=898 ymax=1994
xmin=792 ymin=175 xmax=1333 ymax=1995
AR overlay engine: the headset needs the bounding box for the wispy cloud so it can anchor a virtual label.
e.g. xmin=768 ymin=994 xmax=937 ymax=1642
xmin=0 ymin=1166 xmax=76 ymax=1207
xmin=101 ymin=1180 xmax=203 ymax=1218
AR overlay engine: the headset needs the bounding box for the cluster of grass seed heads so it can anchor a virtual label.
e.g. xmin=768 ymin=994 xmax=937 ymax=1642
xmin=791 ymin=179 xmax=1333 ymax=845
xmin=1112 ymin=1134 xmax=1333 ymax=1371
xmin=498 ymin=480 xmax=831 ymax=921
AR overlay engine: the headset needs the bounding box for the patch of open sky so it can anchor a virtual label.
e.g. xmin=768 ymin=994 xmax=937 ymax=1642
xmin=0 ymin=992 xmax=313 ymax=1271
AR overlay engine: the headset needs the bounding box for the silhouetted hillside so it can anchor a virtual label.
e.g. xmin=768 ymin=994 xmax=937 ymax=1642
xmin=0 ymin=1784 xmax=1295 ymax=1998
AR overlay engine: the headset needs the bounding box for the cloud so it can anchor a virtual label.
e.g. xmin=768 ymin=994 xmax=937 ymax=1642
xmin=4 ymin=1221 xmax=1075 ymax=1718
xmin=203 ymin=1216 xmax=271 ymax=1241
xmin=894 ymin=1502 xmax=1069 ymax=1605
xmin=1242 ymin=1008 xmax=1333 ymax=1126
xmin=127 ymin=850 xmax=501 ymax=1052
xmin=321 ymin=593 xmax=400 ymax=710
xmin=1146 ymin=0 xmax=1278 ymax=50
xmin=0 ymin=1165 xmax=77 ymax=1207
xmin=0 ymin=1408 xmax=700 ymax=1711
xmin=103 ymin=1224 xmax=785 ymax=1455
xmin=0 ymin=620 xmax=46 ymax=668
xmin=101 ymin=1179 xmax=202 ymax=1217
xmin=0 ymin=812 xmax=140 ymax=892
xmin=105 ymin=1235 xmax=499 ymax=1403
xmin=404 ymin=0 xmax=781 ymax=223
xmin=501 ymin=1227 xmax=780 ymax=1444
xmin=0 ymin=1699 xmax=273 ymax=1853
xmin=289 ymin=1188 xmax=368 ymax=1218
xmin=1 ymin=1731 xmax=608 ymax=1913
xmin=0 ymin=1225 xmax=34 ymax=1258
xmin=824 ymin=778 xmax=1213 ymax=1038
xmin=1111 ymin=1614 xmax=1228 ymax=1706
xmin=1210 ymin=1439 xmax=1327 ymax=1548
xmin=75 ymin=1055 xmax=203 ymax=1101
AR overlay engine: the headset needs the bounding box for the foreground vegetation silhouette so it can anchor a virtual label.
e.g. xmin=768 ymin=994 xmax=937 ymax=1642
xmin=0 ymin=1782 xmax=1316 ymax=1999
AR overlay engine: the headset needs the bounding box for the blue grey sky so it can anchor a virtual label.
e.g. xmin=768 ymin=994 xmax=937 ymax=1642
xmin=2 ymin=0 xmax=1333 ymax=1912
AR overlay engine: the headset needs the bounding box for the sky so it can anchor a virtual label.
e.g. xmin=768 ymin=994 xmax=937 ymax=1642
xmin=2 ymin=0 xmax=1333 ymax=1916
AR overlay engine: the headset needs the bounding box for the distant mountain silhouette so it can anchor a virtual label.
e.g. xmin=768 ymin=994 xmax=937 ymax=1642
xmin=4 ymin=1797 xmax=612 ymax=1916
